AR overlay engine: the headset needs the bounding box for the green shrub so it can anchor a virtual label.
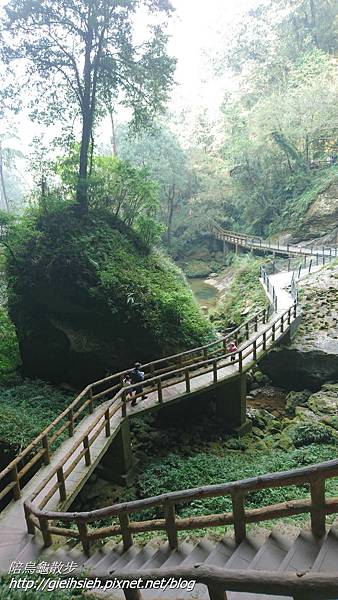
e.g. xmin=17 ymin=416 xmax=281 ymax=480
xmin=0 ymin=381 xmax=72 ymax=457
xmin=0 ymin=306 xmax=20 ymax=384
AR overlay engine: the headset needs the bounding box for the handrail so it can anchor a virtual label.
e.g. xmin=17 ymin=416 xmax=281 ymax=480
xmin=0 ymin=305 xmax=270 ymax=506
xmin=23 ymin=304 xmax=302 ymax=550
xmin=91 ymin=566 xmax=338 ymax=599
xmin=214 ymin=225 xmax=338 ymax=261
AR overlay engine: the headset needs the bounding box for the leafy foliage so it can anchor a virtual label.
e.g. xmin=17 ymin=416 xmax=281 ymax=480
xmin=0 ymin=381 xmax=72 ymax=455
xmin=130 ymin=443 xmax=338 ymax=522
xmin=210 ymin=255 xmax=267 ymax=329
xmin=0 ymin=306 xmax=20 ymax=384
xmin=1 ymin=0 xmax=176 ymax=207
xmin=4 ymin=204 xmax=213 ymax=384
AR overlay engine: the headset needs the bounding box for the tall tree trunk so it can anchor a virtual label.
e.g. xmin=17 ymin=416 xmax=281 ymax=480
xmin=167 ymin=184 xmax=175 ymax=247
xmin=76 ymin=27 xmax=94 ymax=211
xmin=109 ymin=105 xmax=117 ymax=156
xmin=0 ymin=140 xmax=9 ymax=212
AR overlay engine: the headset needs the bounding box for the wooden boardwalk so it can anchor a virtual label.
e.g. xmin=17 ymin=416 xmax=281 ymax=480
xmin=0 ymin=224 xmax=328 ymax=570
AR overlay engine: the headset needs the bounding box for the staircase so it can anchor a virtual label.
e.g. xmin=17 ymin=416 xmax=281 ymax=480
xmin=7 ymin=525 xmax=338 ymax=599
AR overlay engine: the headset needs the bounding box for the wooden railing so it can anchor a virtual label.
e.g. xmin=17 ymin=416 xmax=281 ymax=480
xmin=214 ymin=224 xmax=338 ymax=261
xmin=0 ymin=307 xmax=271 ymax=508
xmin=25 ymin=445 xmax=338 ymax=556
xmin=23 ymin=304 xmax=298 ymax=548
xmin=92 ymin=566 xmax=338 ymax=600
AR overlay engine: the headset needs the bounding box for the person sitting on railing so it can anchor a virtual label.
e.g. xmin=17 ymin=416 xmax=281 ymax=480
xmin=229 ymin=340 xmax=238 ymax=362
xmin=130 ymin=362 xmax=148 ymax=406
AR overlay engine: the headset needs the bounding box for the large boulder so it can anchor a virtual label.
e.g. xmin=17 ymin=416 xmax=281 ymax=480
xmin=6 ymin=207 xmax=213 ymax=386
xmin=259 ymin=264 xmax=338 ymax=390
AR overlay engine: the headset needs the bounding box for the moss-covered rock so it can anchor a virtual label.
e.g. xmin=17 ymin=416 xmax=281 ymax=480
xmin=285 ymin=390 xmax=312 ymax=416
xmin=6 ymin=207 xmax=213 ymax=386
xmin=308 ymin=383 xmax=338 ymax=414
xmin=259 ymin=262 xmax=338 ymax=390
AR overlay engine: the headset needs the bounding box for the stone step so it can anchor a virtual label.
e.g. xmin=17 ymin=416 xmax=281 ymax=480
xmin=118 ymin=542 xmax=158 ymax=572
xmin=0 ymin=527 xmax=35 ymax=573
xmin=84 ymin=542 xmax=124 ymax=573
xmin=225 ymin=535 xmax=263 ymax=571
xmin=203 ymin=537 xmax=237 ymax=567
xmin=278 ymin=530 xmax=323 ymax=572
xmin=230 ymin=531 xmax=292 ymax=600
xmin=311 ymin=527 xmax=338 ymax=572
xmin=179 ymin=538 xmax=215 ymax=567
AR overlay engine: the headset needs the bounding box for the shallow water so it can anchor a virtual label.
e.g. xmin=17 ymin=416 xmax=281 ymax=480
xmin=188 ymin=277 xmax=219 ymax=309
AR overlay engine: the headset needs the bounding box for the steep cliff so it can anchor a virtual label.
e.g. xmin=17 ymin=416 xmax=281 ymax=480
xmin=259 ymin=261 xmax=338 ymax=390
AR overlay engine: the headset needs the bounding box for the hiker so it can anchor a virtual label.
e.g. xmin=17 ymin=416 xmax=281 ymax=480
xmin=130 ymin=362 xmax=147 ymax=406
xmin=229 ymin=340 xmax=238 ymax=362
xmin=122 ymin=372 xmax=133 ymax=400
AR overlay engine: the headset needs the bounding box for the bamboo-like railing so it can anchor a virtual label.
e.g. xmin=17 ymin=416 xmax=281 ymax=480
xmin=214 ymin=224 xmax=338 ymax=262
xmin=24 ymin=439 xmax=338 ymax=557
xmin=0 ymin=306 xmax=272 ymax=507
xmin=23 ymin=304 xmax=299 ymax=549
xmin=90 ymin=566 xmax=338 ymax=600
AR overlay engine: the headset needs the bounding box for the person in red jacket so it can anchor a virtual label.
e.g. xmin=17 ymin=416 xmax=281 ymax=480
xmin=229 ymin=340 xmax=238 ymax=362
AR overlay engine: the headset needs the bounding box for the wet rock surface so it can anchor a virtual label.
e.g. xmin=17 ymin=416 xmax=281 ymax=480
xmin=260 ymin=263 xmax=338 ymax=390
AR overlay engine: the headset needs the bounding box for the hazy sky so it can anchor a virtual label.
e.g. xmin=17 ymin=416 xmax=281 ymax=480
xmin=167 ymin=0 xmax=262 ymax=114
xmin=2 ymin=0 xmax=263 ymax=166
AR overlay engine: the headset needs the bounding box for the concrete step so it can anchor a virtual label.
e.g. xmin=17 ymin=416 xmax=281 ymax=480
xmin=118 ymin=542 xmax=158 ymax=571
xmin=0 ymin=527 xmax=36 ymax=572
xmin=203 ymin=537 xmax=237 ymax=567
xmin=230 ymin=531 xmax=292 ymax=600
xmin=85 ymin=542 xmax=124 ymax=573
xmin=160 ymin=541 xmax=195 ymax=568
xmin=106 ymin=545 xmax=140 ymax=573
xmin=179 ymin=538 xmax=215 ymax=566
xmin=225 ymin=535 xmax=263 ymax=571
xmin=311 ymin=527 xmax=338 ymax=572
xmin=278 ymin=530 xmax=323 ymax=572
xmin=141 ymin=542 xmax=173 ymax=569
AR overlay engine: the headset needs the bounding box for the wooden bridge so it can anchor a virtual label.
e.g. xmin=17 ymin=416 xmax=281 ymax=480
xmin=0 ymin=226 xmax=337 ymax=599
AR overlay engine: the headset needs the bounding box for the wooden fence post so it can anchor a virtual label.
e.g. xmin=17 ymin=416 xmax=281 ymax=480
xmin=77 ymin=521 xmax=90 ymax=555
xmin=39 ymin=515 xmax=52 ymax=547
xmin=245 ymin=323 xmax=249 ymax=340
xmin=83 ymin=435 xmax=91 ymax=466
xmin=262 ymin=332 xmax=266 ymax=351
xmin=105 ymin=409 xmax=111 ymax=437
xmin=238 ymin=351 xmax=243 ymax=372
xmin=89 ymin=388 xmax=94 ymax=414
xmin=254 ymin=315 xmax=258 ymax=332
xmin=272 ymin=323 xmax=276 ymax=342
xmin=157 ymin=378 xmax=163 ymax=403
xmin=165 ymin=503 xmax=178 ymax=549
xmin=253 ymin=340 xmax=257 ymax=361
xmin=185 ymin=369 xmax=191 ymax=393
xmin=231 ymin=490 xmax=246 ymax=544
xmin=310 ymin=477 xmax=326 ymax=538
xmin=213 ymin=360 xmax=218 ymax=383
xmin=57 ymin=467 xmax=67 ymax=502
xmin=24 ymin=503 xmax=35 ymax=535
xmin=207 ymin=584 xmax=228 ymax=600
xmin=280 ymin=314 xmax=284 ymax=333
xmin=42 ymin=435 xmax=50 ymax=466
xmin=122 ymin=390 xmax=127 ymax=417
xmin=119 ymin=512 xmax=133 ymax=550
xmin=68 ymin=407 xmax=74 ymax=437
xmin=11 ymin=464 xmax=21 ymax=500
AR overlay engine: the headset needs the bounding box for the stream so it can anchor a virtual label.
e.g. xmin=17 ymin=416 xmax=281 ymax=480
xmin=187 ymin=277 xmax=220 ymax=310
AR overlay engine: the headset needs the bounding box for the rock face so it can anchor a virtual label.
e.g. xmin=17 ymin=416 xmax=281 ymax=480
xmin=259 ymin=264 xmax=338 ymax=390
xmin=7 ymin=208 xmax=213 ymax=387
xmin=300 ymin=178 xmax=338 ymax=240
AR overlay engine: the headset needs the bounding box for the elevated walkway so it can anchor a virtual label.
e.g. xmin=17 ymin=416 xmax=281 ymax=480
xmin=0 ymin=226 xmax=336 ymax=599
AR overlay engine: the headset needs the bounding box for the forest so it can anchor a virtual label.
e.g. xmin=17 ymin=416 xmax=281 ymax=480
xmin=0 ymin=0 xmax=338 ymax=596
